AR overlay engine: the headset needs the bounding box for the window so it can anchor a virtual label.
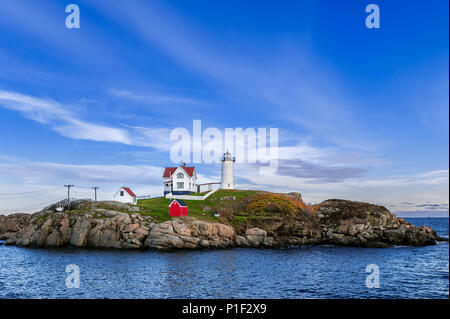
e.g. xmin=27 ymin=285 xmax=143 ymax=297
xmin=177 ymin=182 xmax=184 ymax=189
xmin=177 ymin=172 xmax=184 ymax=178
xmin=120 ymin=191 xmax=124 ymax=196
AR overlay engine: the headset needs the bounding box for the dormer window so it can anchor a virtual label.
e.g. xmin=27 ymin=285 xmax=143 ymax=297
xmin=177 ymin=172 xmax=184 ymax=179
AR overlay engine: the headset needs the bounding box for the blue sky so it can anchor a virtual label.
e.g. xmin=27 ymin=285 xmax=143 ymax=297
xmin=0 ymin=0 xmax=448 ymax=216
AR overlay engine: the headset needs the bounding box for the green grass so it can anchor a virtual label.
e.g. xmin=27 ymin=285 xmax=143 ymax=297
xmin=33 ymin=212 xmax=52 ymax=224
xmin=230 ymin=215 xmax=248 ymax=225
xmin=30 ymin=189 xmax=275 ymax=227
xmin=60 ymin=202 xmax=131 ymax=219
xmin=187 ymin=191 xmax=209 ymax=196
xmin=136 ymin=197 xmax=172 ymax=222
xmin=88 ymin=202 xmax=132 ymax=214
xmin=137 ymin=189 xmax=264 ymax=222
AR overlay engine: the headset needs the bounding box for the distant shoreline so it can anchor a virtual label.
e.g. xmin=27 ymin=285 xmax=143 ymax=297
xmin=396 ymin=214 xmax=449 ymax=219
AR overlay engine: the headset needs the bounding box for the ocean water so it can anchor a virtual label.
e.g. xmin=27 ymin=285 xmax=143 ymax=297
xmin=0 ymin=218 xmax=448 ymax=299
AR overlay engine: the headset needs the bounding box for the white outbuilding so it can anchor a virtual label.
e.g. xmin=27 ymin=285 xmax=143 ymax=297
xmin=113 ymin=187 xmax=137 ymax=205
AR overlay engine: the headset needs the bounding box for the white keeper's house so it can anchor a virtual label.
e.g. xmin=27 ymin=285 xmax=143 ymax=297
xmin=163 ymin=163 xmax=197 ymax=196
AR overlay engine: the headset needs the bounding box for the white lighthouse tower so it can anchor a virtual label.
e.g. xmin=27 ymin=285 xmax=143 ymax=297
xmin=221 ymin=151 xmax=235 ymax=189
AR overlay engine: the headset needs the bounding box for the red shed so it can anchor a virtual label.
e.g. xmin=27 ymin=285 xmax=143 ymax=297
xmin=169 ymin=199 xmax=188 ymax=217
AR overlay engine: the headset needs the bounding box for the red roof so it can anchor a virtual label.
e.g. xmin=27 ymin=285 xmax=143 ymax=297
xmin=163 ymin=165 xmax=195 ymax=178
xmin=163 ymin=167 xmax=177 ymax=178
xmin=122 ymin=187 xmax=136 ymax=197
xmin=169 ymin=199 xmax=187 ymax=207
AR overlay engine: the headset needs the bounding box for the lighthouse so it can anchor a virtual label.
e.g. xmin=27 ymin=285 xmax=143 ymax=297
xmin=221 ymin=151 xmax=235 ymax=189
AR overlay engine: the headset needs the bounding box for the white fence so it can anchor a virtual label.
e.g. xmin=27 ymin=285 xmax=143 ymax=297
xmin=165 ymin=188 xmax=219 ymax=201
xmin=197 ymin=183 xmax=221 ymax=193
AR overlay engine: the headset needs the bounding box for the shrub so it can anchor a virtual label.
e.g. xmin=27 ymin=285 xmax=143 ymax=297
xmin=244 ymin=193 xmax=303 ymax=216
xmin=216 ymin=206 xmax=234 ymax=220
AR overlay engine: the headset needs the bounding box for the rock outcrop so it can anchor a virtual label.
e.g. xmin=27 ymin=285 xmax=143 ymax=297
xmin=144 ymin=217 xmax=237 ymax=249
xmin=0 ymin=211 xmax=276 ymax=250
xmin=0 ymin=198 xmax=443 ymax=250
xmin=0 ymin=213 xmax=32 ymax=240
xmin=230 ymin=198 xmax=441 ymax=248
xmin=3 ymin=209 xmax=156 ymax=249
xmin=315 ymin=199 xmax=438 ymax=247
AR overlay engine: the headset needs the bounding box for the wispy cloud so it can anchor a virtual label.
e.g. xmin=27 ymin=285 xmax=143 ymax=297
xmin=358 ymin=170 xmax=449 ymax=187
xmin=0 ymin=157 xmax=162 ymax=184
xmin=109 ymin=89 xmax=201 ymax=105
xmin=0 ymin=0 xmax=127 ymax=70
xmin=234 ymin=163 xmax=448 ymax=208
xmin=415 ymin=203 xmax=449 ymax=210
xmin=0 ymin=89 xmax=173 ymax=149
xmin=276 ymin=159 xmax=367 ymax=182
xmin=0 ymin=89 xmax=131 ymax=144
xmin=88 ymin=0 xmax=374 ymax=152
xmin=0 ymin=0 xmax=447 ymax=217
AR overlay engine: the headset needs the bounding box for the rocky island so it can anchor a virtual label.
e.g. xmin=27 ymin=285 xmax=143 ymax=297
xmin=0 ymin=190 xmax=444 ymax=250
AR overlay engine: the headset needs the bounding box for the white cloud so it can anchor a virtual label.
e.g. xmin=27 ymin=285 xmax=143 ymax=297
xmin=0 ymin=89 xmax=132 ymax=144
xmin=234 ymin=163 xmax=448 ymax=211
xmin=108 ymin=88 xmax=200 ymax=105
xmin=0 ymin=157 xmax=162 ymax=184
xmin=0 ymin=89 xmax=175 ymax=148
xmin=88 ymin=0 xmax=377 ymax=152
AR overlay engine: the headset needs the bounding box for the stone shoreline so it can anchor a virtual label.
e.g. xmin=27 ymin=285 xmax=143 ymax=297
xmin=0 ymin=199 xmax=444 ymax=250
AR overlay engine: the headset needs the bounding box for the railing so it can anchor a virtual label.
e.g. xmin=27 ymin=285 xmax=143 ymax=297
xmin=137 ymin=195 xmax=152 ymax=199
xmin=165 ymin=188 xmax=219 ymax=201
xmin=221 ymin=156 xmax=236 ymax=162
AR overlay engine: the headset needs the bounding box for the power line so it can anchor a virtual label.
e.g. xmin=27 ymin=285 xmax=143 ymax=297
xmin=0 ymin=190 xmax=66 ymax=200
xmin=0 ymin=187 xmax=64 ymax=197
xmin=0 ymin=184 xmax=105 ymax=214
xmin=0 ymin=196 xmax=68 ymax=214
xmin=72 ymin=187 xmax=101 ymax=201
xmin=73 ymin=185 xmax=97 ymax=189
xmin=71 ymin=191 xmax=93 ymax=200
xmin=71 ymin=190 xmax=92 ymax=195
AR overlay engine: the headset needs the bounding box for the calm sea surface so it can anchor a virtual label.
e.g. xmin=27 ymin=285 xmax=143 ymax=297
xmin=0 ymin=218 xmax=448 ymax=299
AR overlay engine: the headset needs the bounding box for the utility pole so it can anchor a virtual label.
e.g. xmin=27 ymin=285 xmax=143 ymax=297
xmin=64 ymin=185 xmax=74 ymax=210
xmin=92 ymin=187 xmax=100 ymax=202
